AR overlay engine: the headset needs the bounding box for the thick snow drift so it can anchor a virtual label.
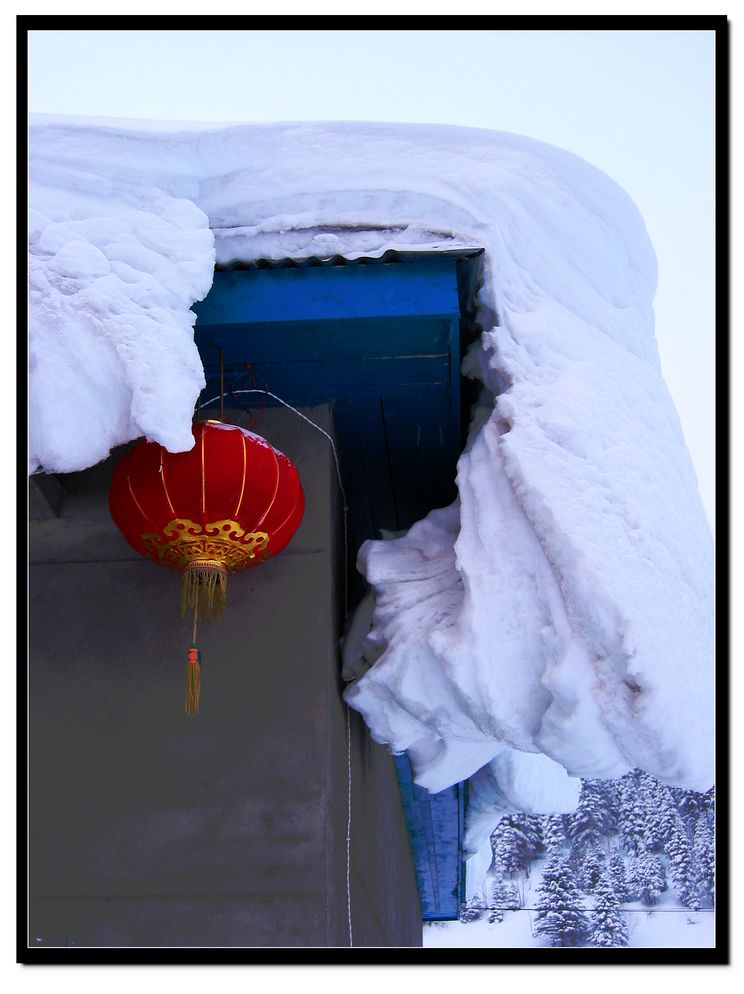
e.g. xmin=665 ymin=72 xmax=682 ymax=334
xmin=28 ymin=118 xmax=714 ymax=798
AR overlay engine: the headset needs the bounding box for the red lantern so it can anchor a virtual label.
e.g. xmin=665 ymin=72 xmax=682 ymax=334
xmin=109 ymin=420 xmax=305 ymax=713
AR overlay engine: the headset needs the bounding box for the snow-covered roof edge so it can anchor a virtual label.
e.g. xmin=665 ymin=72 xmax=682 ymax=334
xmin=29 ymin=118 xmax=713 ymax=799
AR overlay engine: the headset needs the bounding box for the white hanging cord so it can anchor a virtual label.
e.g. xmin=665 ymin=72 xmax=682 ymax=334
xmin=202 ymin=385 xmax=354 ymax=945
xmin=201 ymin=388 xmax=346 ymax=510
xmin=346 ymin=702 xmax=353 ymax=947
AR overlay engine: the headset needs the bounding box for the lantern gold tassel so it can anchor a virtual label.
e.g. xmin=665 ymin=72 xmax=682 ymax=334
xmin=185 ymin=602 xmax=201 ymax=716
xmin=181 ymin=562 xmax=226 ymax=715
xmin=181 ymin=560 xmax=228 ymax=621
xmin=185 ymin=645 xmax=201 ymax=715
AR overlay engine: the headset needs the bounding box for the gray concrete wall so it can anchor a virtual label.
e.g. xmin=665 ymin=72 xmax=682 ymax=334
xmin=28 ymin=406 xmax=421 ymax=949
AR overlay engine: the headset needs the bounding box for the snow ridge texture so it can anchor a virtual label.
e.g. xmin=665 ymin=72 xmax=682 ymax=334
xmin=28 ymin=118 xmax=713 ymax=802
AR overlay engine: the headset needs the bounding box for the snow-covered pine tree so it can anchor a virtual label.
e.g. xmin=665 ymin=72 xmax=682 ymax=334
xmin=490 ymin=876 xmax=521 ymax=911
xmin=624 ymin=853 xmax=640 ymax=902
xmin=632 ymin=848 xmax=667 ymax=907
xmin=486 ymin=875 xmax=520 ymax=923
xmin=541 ymin=814 xmax=566 ymax=853
xmin=459 ymin=897 xmax=483 ymax=923
xmin=568 ymin=780 xmax=614 ymax=854
xmin=492 ymin=823 xmax=524 ymax=878
xmin=492 ymin=815 xmax=541 ymax=878
xmin=657 ymin=784 xmax=681 ymax=849
xmin=600 ymin=777 xmax=620 ymax=833
xmin=533 ymin=851 xmax=588 ymax=947
xmin=690 ymin=814 xmax=715 ymax=908
xmin=665 ymin=813 xmax=696 ymax=908
xmin=578 ymin=844 xmax=606 ymax=894
xmin=638 ymin=770 xmax=667 ymax=852
xmin=701 ymin=786 xmax=716 ymax=822
xmin=616 ymin=770 xmax=647 ymax=855
xmin=511 ymin=812 xmax=544 ymax=874
xmin=673 ymin=785 xmax=704 ymax=823
xmin=607 ymin=847 xmax=631 ymax=903
xmin=589 ymin=873 xmax=629 ymax=947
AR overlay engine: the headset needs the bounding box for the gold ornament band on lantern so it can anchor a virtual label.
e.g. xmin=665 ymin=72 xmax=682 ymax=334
xmin=141 ymin=518 xmax=270 ymax=572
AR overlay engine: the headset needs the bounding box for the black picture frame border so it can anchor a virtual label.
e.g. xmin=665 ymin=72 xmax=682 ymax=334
xmin=17 ymin=11 xmax=730 ymax=967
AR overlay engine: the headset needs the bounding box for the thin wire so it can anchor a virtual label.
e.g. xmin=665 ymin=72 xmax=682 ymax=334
xmin=346 ymin=704 xmax=353 ymax=947
xmin=202 ymin=385 xmax=353 ymax=945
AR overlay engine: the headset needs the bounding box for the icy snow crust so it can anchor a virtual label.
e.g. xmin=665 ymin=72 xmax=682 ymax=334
xmin=29 ymin=118 xmax=713 ymax=798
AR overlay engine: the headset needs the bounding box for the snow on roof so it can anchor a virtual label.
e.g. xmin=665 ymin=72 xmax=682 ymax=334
xmin=28 ymin=117 xmax=713 ymax=803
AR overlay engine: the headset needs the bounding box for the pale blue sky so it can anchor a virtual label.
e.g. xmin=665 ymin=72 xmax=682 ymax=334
xmin=27 ymin=28 xmax=716 ymax=525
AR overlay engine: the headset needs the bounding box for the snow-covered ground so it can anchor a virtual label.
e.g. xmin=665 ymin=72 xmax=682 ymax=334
xmin=29 ymin=117 xmax=713 ymax=826
xmin=423 ymin=902 xmax=715 ymax=949
xmin=424 ymin=868 xmax=715 ymax=950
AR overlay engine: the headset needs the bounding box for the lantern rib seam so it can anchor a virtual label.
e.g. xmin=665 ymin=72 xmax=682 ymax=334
xmin=272 ymin=483 xmax=303 ymax=535
xmin=126 ymin=475 xmax=152 ymax=527
xmin=200 ymin=427 xmax=206 ymax=519
xmin=251 ymin=446 xmax=281 ymax=532
xmin=160 ymin=450 xmax=176 ymax=516
xmin=234 ymin=432 xmax=247 ymax=518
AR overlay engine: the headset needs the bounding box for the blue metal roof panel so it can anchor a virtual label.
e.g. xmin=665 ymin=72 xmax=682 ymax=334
xmin=192 ymin=257 xmax=461 ymax=325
